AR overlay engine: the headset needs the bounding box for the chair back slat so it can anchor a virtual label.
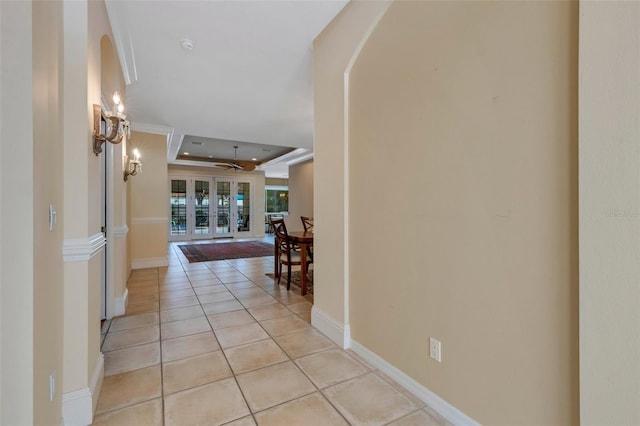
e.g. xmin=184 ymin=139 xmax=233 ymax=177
xmin=301 ymin=216 xmax=314 ymax=232
xmin=270 ymin=218 xmax=291 ymax=253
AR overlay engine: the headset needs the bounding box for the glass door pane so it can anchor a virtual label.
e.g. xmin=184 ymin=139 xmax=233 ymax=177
xmin=215 ymin=180 xmax=232 ymax=237
xmin=170 ymin=179 xmax=187 ymax=237
xmin=237 ymin=181 xmax=251 ymax=233
xmin=193 ymin=179 xmax=212 ymax=238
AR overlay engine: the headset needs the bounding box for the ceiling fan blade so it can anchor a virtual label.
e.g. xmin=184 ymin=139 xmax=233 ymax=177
xmin=211 ymin=163 xmax=234 ymax=169
xmin=235 ymin=160 xmax=255 ymax=171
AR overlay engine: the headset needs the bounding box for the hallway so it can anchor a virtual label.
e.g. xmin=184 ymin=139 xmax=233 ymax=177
xmin=93 ymin=243 xmax=445 ymax=425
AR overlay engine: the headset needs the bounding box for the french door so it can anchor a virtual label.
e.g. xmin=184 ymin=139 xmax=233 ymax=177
xmin=170 ymin=176 xmax=252 ymax=241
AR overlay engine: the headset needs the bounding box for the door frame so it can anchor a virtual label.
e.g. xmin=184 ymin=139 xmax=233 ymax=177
xmin=213 ymin=177 xmax=234 ymax=238
xmin=191 ymin=177 xmax=214 ymax=240
xmin=100 ymin=126 xmax=116 ymax=320
xmin=169 ymin=173 xmax=255 ymax=241
xmin=234 ymin=178 xmax=254 ymax=238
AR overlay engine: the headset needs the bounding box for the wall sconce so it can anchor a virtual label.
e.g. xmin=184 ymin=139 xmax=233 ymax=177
xmin=124 ymin=148 xmax=142 ymax=181
xmin=93 ymin=91 xmax=130 ymax=155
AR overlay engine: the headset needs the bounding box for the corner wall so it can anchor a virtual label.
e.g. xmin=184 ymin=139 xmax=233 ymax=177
xmin=346 ymin=1 xmax=578 ymax=423
xmin=579 ymin=2 xmax=640 ymax=424
xmin=62 ymin=0 xmax=126 ymax=423
xmin=128 ymin=131 xmax=169 ymax=269
xmin=1 ymin=1 xmax=37 ymax=423
xmin=33 ymin=1 xmax=65 ymax=423
xmin=286 ymin=160 xmax=313 ymax=232
xmin=313 ymin=0 xmax=392 ymax=337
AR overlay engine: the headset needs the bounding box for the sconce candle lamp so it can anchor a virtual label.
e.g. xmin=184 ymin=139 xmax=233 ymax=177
xmin=93 ymin=91 xmax=130 ymax=155
xmin=124 ymin=148 xmax=142 ymax=181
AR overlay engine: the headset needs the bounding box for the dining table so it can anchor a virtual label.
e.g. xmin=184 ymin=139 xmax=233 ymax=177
xmin=273 ymin=230 xmax=314 ymax=296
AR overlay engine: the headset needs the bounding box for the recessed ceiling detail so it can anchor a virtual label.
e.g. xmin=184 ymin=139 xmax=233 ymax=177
xmin=178 ymin=135 xmax=295 ymax=165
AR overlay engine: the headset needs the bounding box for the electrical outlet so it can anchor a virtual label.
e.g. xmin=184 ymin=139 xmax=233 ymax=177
xmin=429 ymin=338 xmax=442 ymax=363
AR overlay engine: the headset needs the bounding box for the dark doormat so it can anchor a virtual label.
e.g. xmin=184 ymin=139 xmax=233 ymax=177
xmin=179 ymin=241 xmax=274 ymax=263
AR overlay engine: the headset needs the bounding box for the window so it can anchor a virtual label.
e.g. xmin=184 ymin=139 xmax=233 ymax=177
xmin=265 ymin=186 xmax=288 ymax=213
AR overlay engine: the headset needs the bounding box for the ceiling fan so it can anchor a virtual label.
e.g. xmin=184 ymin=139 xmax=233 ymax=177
xmin=211 ymin=145 xmax=257 ymax=171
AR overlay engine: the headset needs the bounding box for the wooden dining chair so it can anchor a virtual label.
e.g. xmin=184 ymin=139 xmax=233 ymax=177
xmin=267 ymin=214 xmax=283 ymax=234
xmin=300 ymin=216 xmax=314 ymax=261
xmin=271 ymin=218 xmax=309 ymax=290
xmin=269 ymin=217 xmax=287 ymax=279
xmin=301 ymin=216 xmax=314 ymax=232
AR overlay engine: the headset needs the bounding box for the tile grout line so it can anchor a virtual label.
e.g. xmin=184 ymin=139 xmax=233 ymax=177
xmin=216 ymin=263 xmax=354 ymax=425
xmin=154 ymin=267 xmax=167 ymax=426
xmin=104 ymin=242 xmax=318 ymax=423
xmin=189 ymin=256 xmax=258 ymax=425
xmin=193 ymin=254 xmax=323 ymax=423
xmin=212 ymin=260 xmax=268 ymax=425
xmin=105 ymin=243 xmax=431 ymax=425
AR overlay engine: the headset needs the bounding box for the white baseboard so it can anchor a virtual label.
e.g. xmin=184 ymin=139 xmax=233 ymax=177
xmin=349 ymin=339 xmax=479 ymax=426
xmin=114 ymin=288 xmax=128 ymax=317
xmin=90 ymin=353 xmax=104 ymax=414
xmin=62 ymin=354 xmax=104 ymax=426
xmin=131 ymin=257 xmax=168 ymax=269
xmin=311 ymin=306 xmax=351 ymax=349
xmin=62 ymin=388 xmax=92 ymax=426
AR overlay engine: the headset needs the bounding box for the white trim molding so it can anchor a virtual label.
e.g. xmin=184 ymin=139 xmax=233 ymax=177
xmin=132 ymin=257 xmax=168 ymax=269
xmin=90 ymin=353 xmax=104 ymax=413
xmin=63 ymin=233 xmax=106 ymax=262
xmin=311 ymin=306 xmax=351 ymax=349
xmin=113 ymin=225 xmax=128 ymax=238
xmin=130 ymin=122 xmax=174 ymax=137
xmin=113 ymin=288 xmax=128 ymax=317
xmin=62 ymin=388 xmax=92 ymax=426
xmin=349 ymin=339 xmax=479 ymax=426
xmin=62 ymin=353 xmax=104 ymax=426
xmin=130 ymin=217 xmax=168 ymax=225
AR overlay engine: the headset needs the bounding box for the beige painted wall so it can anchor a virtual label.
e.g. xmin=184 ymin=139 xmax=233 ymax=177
xmin=62 ymin=0 xmax=124 ymax=418
xmin=265 ymin=177 xmax=288 ymax=186
xmin=345 ymin=1 xmax=578 ymax=424
xmin=32 ymin=1 xmax=65 ymax=423
xmin=286 ymin=160 xmax=313 ymax=232
xmin=1 ymin=1 xmax=37 ymax=422
xmin=129 ymin=131 xmax=169 ymax=265
xmin=313 ymin=0 xmax=392 ymax=324
xmin=579 ymin=2 xmax=640 ymax=424
xmin=63 ymin=0 xmax=93 ymax=397
xmin=168 ymin=164 xmax=266 ymax=238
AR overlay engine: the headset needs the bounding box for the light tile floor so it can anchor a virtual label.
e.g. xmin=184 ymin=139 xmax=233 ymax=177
xmin=93 ymin=241 xmax=446 ymax=426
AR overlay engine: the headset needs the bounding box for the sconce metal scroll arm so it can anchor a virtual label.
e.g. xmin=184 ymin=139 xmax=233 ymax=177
xmin=93 ymin=104 xmax=127 ymax=155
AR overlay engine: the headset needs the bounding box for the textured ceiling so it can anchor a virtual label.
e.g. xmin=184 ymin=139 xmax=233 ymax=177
xmin=105 ymin=0 xmax=347 ymax=176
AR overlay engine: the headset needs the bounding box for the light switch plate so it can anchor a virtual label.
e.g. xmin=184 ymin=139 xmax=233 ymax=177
xmin=429 ymin=337 xmax=441 ymax=363
xmin=48 ymin=204 xmax=57 ymax=231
